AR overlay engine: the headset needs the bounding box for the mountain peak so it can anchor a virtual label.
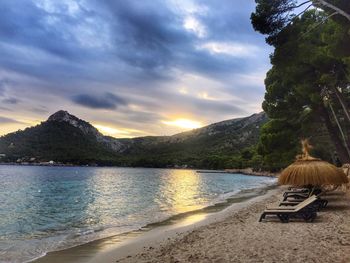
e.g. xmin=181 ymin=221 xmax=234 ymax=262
xmin=47 ymin=110 xmax=101 ymax=137
xmin=46 ymin=110 xmax=126 ymax=152
xmin=47 ymin=110 xmax=79 ymax=122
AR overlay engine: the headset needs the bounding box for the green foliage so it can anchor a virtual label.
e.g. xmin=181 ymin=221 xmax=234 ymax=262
xmin=0 ymin=121 xmax=119 ymax=165
xmin=252 ymin=5 xmax=350 ymax=170
xmin=257 ymin=120 xmax=299 ymax=171
xmin=251 ymin=0 xmax=350 ymax=45
xmin=251 ymin=0 xmax=300 ymax=45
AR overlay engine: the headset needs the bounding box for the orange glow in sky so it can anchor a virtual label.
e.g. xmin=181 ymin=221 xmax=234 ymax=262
xmin=162 ymin=119 xmax=202 ymax=130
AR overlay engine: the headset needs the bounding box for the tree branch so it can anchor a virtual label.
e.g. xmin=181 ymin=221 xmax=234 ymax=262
xmin=314 ymin=0 xmax=350 ymax=22
xmin=292 ymin=0 xmax=313 ymax=9
xmin=280 ymin=1 xmax=312 ymax=13
xmin=295 ymin=4 xmax=313 ymax=18
xmin=301 ymin=11 xmax=338 ymax=37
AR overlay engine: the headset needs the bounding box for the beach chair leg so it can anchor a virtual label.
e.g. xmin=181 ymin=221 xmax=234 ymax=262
xmin=310 ymin=212 xmax=317 ymax=222
xmin=314 ymin=203 xmax=322 ymax=211
xmin=284 ymin=215 xmax=290 ymax=223
xmin=302 ymin=211 xmax=317 ymax=222
xmin=322 ymin=200 xmax=328 ymax=208
xmin=259 ymin=213 xmax=266 ymax=222
xmin=302 ymin=212 xmax=311 ymax=222
xmin=279 ymin=214 xmax=289 ymax=223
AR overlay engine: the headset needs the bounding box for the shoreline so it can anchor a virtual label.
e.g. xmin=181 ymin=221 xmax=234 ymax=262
xmin=197 ymin=168 xmax=277 ymax=177
xmin=0 ymin=163 xmax=278 ymax=178
xmin=224 ymin=168 xmax=278 ymax=177
xmin=33 ymin=184 xmax=278 ymax=263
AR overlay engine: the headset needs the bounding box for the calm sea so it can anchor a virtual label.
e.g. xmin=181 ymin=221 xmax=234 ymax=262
xmin=0 ymin=165 xmax=276 ymax=263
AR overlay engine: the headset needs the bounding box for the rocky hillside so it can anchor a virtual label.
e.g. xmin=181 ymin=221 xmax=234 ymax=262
xmin=47 ymin=110 xmax=127 ymax=152
xmin=0 ymin=111 xmax=268 ymax=168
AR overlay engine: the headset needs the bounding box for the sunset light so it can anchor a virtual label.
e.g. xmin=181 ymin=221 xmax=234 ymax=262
xmin=95 ymin=124 xmax=122 ymax=135
xmin=94 ymin=124 xmax=132 ymax=137
xmin=162 ymin=119 xmax=202 ymax=130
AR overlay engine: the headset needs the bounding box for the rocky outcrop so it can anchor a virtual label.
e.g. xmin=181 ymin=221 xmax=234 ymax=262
xmin=48 ymin=110 xmax=100 ymax=137
xmin=47 ymin=110 xmax=126 ymax=152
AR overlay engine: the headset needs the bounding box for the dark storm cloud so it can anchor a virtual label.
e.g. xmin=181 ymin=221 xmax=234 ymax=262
xmin=101 ymin=1 xmax=186 ymax=69
xmin=72 ymin=93 xmax=127 ymax=110
xmin=198 ymin=0 xmax=258 ymax=41
xmin=96 ymin=0 xmax=259 ymax=79
xmin=0 ymin=0 xmax=271 ymax=135
xmin=0 ymin=1 xmax=94 ymax=60
xmin=0 ymin=0 xmax=267 ymax=85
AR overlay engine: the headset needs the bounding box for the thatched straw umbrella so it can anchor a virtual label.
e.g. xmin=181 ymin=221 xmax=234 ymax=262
xmin=278 ymin=140 xmax=349 ymax=187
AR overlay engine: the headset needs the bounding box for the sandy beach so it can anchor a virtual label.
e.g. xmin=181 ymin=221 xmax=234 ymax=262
xmin=89 ymin=187 xmax=350 ymax=263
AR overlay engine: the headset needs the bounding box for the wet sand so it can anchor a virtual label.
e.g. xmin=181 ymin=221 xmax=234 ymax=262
xmin=35 ymin=187 xmax=350 ymax=263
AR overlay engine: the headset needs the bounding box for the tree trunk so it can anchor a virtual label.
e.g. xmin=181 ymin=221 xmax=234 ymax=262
xmin=328 ymin=99 xmax=350 ymax=155
xmin=333 ymin=86 xmax=350 ymax=123
xmin=318 ymin=105 xmax=350 ymax=163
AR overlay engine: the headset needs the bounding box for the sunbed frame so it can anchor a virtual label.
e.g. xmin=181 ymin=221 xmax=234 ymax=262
xmin=279 ymin=198 xmax=328 ymax=210
xmin=259 ymin=195 xmax=318 ymax=223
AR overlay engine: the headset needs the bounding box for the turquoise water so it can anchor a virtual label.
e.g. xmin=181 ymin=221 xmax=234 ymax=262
xmin=0 ymin=165 xmax=276 ymax=263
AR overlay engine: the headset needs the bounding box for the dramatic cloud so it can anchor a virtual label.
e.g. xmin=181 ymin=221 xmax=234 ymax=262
xmin=72 ymin=93 xmax=127 ymax=110
xmin=0 ymin=0 xmax=272 ymax=136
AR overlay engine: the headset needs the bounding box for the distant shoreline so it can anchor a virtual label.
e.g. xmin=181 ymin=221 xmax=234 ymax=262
xmin=0 ymin=162 xmax=86 ymax=167
xmin=0 ymin=163 xmax=278 ymax=177
xmin=197 ymin=168 xmax=277 ymax=177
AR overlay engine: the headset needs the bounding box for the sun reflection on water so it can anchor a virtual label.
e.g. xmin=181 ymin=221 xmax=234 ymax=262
xmin=160 ymin=169 xmax=206 ymax=214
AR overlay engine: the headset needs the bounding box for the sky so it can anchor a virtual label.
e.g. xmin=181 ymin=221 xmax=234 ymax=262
xmin=0 ymin=0 xmax=272 ymax=138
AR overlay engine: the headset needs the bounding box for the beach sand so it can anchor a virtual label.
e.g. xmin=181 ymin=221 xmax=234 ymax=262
xmin=99 ymin=188 xmax=350 ymax=263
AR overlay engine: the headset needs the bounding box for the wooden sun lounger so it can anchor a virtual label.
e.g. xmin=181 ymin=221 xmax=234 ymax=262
xmin=283 ymin=188 xmax=309 ymax=197
xmin=283 ymin=193 xmax=309 ymax=201
xmin=283 ymin=189 xmax=328 ymax=209
xmin=259 ymin=195 xmax=318 ymax=223
xmin=279 ymin=198 xmax=328 ymax=210
xmin=266 ymin=195 xmax=317 ymax=210
xmin=283 ymin=188 xmax=323 ymax=200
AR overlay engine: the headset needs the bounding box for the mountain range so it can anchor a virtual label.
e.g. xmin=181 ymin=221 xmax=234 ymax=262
xmin=0 ymin=110 xmax=268 ymax=169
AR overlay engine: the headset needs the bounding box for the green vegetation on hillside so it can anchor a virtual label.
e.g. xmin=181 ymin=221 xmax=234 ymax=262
xmin=0 ymin=112 xmax=268 ymax=170
xmin=117 ymin=114 xmax=266 ymax=169
xmin=0 ymin=121 xmax=118 ymax=165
